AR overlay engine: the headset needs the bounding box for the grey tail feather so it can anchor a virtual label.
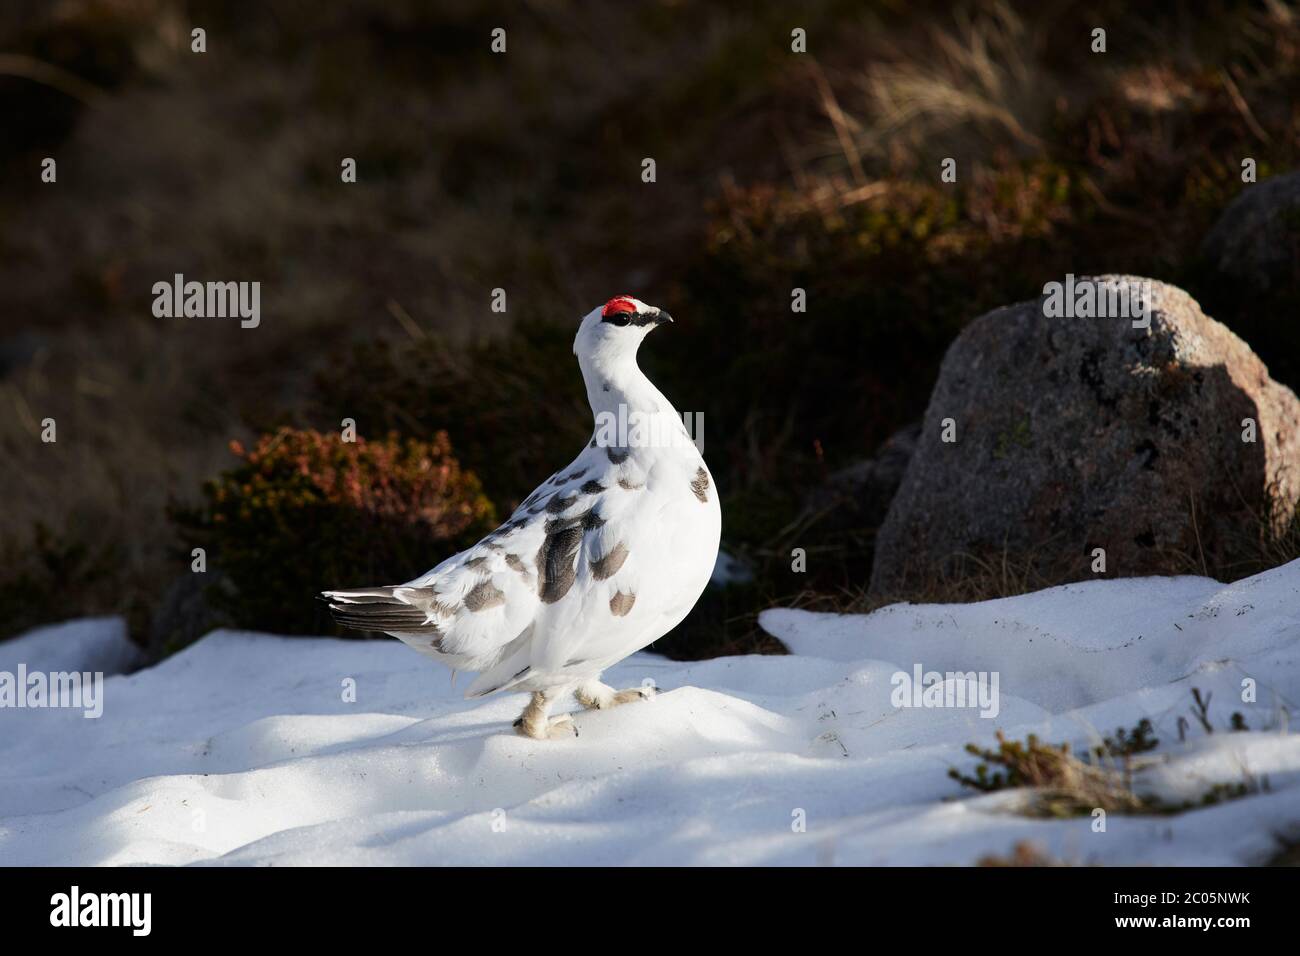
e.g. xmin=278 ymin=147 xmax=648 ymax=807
xmin=319 ymin=586 xmax=402 ymax=604
xmin=320 ymin=587 xmax=439 ymax=637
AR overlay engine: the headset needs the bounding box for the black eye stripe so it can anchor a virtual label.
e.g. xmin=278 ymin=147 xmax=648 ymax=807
xmin=601 ymin=311 xmax=662 ymax=327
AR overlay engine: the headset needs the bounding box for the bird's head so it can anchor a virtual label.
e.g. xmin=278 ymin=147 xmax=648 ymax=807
xmin=574 ymin=295 xmax=673 ymax=363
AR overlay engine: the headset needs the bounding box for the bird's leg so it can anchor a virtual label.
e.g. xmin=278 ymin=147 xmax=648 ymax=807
xmin=574 ymin=679 xmax=657 ymax=710
xmin=513 ymin=691 xmax=577 ymax=740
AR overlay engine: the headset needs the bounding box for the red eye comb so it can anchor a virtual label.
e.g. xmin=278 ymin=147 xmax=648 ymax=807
xmin=602 ymin=295 xmax=638 ymax=317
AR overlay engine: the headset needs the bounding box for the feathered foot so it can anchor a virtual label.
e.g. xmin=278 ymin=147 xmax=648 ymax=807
xmin=574 ymin=680 xmax=657 ymax=710
xmin=513 ymin=692 xmax=578 ymax=740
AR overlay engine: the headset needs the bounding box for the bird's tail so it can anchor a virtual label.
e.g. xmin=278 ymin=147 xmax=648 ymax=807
xmin=319 ymin=587 xmax=436 ymax=635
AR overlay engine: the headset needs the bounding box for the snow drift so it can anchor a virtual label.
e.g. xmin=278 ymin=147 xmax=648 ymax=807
xmin=1 ymin=561 xmax=1298 ymax=865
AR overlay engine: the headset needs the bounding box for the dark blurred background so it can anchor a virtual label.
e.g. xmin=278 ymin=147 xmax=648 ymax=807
xmin=1 ymin=0 xmax=1298 ymax=660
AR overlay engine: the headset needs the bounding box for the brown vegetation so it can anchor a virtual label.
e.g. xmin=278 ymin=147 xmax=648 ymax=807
xmin=1 ymin=1 xmax=1298 ymax=652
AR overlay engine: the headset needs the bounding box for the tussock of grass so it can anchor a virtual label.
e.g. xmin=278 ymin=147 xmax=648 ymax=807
xmin=950 ymin=731 xmax=1151 ymax=818
xmin=951 ymin=689 xmax=1271 ymax=819
xmin=846 ymin=2 xmax=1053 ymax=163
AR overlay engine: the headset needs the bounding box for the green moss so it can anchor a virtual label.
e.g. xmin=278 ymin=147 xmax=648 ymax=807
xmin=993 ymin=418 xmax=1032 ymax=460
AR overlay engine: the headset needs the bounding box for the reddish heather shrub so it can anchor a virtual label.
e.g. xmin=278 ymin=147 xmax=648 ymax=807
xmin=174 ymin=427 xmax=496 ymax=636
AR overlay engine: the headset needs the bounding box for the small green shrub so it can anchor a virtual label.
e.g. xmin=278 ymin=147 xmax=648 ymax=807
xmin=1093 ymin=718 xmax=1159 ymax=760
xmin=950 ymin=728 xmax=1262 ymax=818
xmin=950 ymin=732 xmax=1101 ymax=794
xmin=173 ymin=427 xmax=497 ymax=636
xmin=949 ymin=731 xmax=1149 ymax=817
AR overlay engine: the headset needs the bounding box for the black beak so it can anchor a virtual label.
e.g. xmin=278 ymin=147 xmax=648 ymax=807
xmin=652 ymin=310 xmax=674 ymax=326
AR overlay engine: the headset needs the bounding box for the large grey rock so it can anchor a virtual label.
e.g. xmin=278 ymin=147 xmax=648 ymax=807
xmin=1200 ymin=173 xmax=1300 ymax=294
xmin=870 ymin=276 xmax=1300 ymax=595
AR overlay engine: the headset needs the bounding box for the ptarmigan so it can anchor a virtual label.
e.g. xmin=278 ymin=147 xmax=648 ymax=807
xmin=322 ymin=296 xmax=721 ymax=739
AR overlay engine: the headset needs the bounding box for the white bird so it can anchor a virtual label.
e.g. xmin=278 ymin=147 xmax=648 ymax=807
xmin=322 ymin=296 xmax=722 ymax=738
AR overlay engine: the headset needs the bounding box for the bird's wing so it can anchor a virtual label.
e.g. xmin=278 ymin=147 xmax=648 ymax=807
xmin=323 ymin=447 xmax=608 ymax=681
xmin=461 ymin=444 xmax=693 ymax=692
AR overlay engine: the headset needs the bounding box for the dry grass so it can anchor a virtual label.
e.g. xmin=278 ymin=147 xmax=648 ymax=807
xmin=847 ymin=2 xmax=1053 ymax=161
xmin=952 ymin=695 xmax=1271 ymax=821
xmin=977 ymin=841 xmax=1070 ymax=867
xmin=807 ymin=0 xmax=1300 ymax=201
xmin=814 ymin=542 xmax=1060 ymax=616
xmin=0 ymin=318 xmax=244 ymax=630
xmin=951 ymin=731 xmax=1151 ymax=818
xmin=0 ymin=0 xmax=823 ymax=639
xmin=808 ymin=485 xmax=1300 ymax=619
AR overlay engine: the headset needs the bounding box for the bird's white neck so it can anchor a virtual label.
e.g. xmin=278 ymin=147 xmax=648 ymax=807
xmin=579 ymin=350 xmax=677 ymax=430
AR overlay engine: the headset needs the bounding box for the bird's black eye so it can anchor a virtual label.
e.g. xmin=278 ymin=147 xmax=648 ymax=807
xmin=603 ymin=312 xmax=633 ymax=327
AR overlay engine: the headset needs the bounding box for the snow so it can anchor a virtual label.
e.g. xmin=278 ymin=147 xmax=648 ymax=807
xmin=0 ymin=616 xmax=138 ymax=677
xmin=1 ymin=562 xmax=1299 ymax=866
